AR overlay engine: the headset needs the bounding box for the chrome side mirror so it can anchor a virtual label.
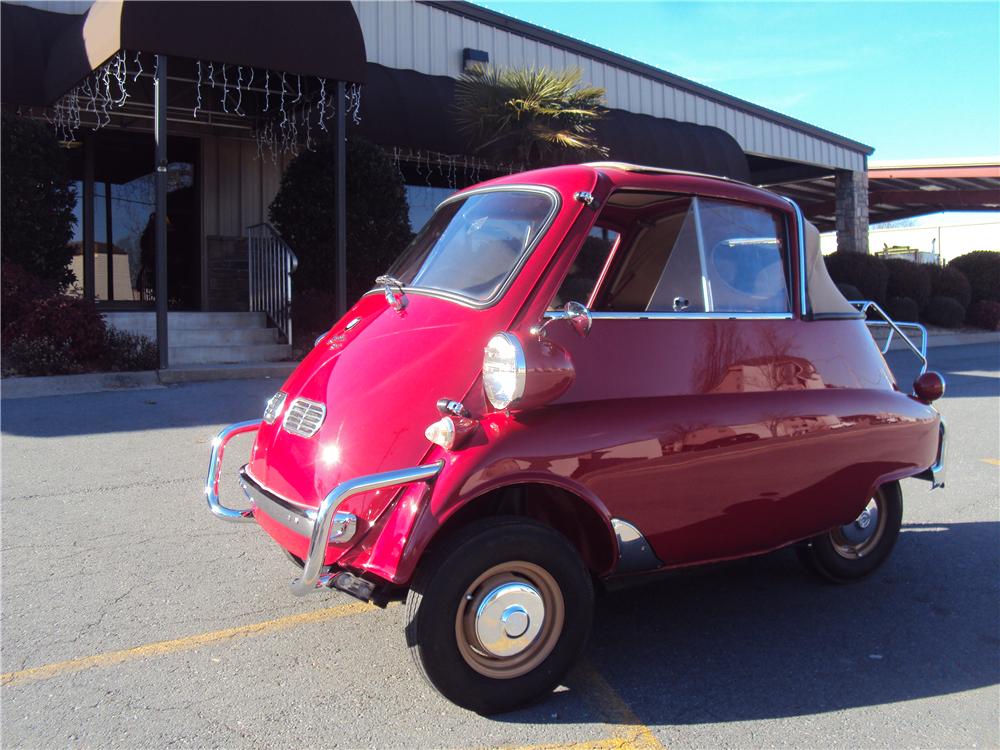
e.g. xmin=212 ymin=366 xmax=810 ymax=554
xmin=531 ymin=300 xmax=592 ymax=339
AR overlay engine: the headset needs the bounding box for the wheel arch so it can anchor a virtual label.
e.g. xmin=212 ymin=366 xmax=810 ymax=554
xmin=414 ymin=476 xmax=620 ymax=581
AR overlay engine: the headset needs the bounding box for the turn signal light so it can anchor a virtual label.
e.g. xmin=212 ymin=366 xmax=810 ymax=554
xmin=424 ymin=415 xmax=477 ymax=450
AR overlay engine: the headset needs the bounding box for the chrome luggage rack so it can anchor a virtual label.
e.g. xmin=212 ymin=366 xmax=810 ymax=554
xmin=851 ymin=300 xmax=928 ymax=375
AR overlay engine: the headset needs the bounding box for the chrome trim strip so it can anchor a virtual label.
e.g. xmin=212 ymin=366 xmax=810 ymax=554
xmin=366 ymin=184 xmax=562 ymax=311
xmin=290 ymin=461 xmax=445 ymax=596
xmin=205 ymin=420 xmax=260 ymax=522
xmin=780 ymin=197 xmax=808 ymax=317
xmin=239 ymin=470 xmax=358 ymax=544
xmin=542 ymin=310 xmax=794 ymax=321
xmin=611 ymin=519 xmax=662 ymax=573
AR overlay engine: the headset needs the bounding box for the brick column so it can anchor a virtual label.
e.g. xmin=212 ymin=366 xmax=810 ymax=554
xmin=835 ymin=168 xmax=870 ymax=253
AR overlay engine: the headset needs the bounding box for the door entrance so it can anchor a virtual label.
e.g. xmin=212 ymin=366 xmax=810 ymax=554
xmin=69 ymin=131 xmax=201 ymax=310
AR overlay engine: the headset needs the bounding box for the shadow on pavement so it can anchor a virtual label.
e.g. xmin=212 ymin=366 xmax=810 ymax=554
xmin=886 ymin=343 xmax=999 ymax=399
xmin=0 ymin=379 xmax=278 ymax=438
xmin=499 ymin=520 xmax=999 ymax=726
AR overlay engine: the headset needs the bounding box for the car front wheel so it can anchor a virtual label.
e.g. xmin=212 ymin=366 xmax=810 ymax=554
xmin=405 ymin=517 xmax=593 ymax=714
xmin=798 ymin=481 xmax=903 ymax=583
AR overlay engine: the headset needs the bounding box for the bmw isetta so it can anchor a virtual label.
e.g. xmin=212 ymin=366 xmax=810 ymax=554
xmin=205 ymin=162 xmax=946 ymax=713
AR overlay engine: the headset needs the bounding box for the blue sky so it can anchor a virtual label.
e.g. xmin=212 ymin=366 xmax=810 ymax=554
xmin=471 ymin=1 xmax=1000 ymax=161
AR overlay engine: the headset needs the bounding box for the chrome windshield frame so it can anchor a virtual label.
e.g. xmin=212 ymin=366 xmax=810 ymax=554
xmin=367 ymin=184 xmax=562 ymax=310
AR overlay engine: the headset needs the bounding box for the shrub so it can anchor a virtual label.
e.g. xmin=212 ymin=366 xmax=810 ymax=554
xmin=923 ymin=264 xmax=972 ymax=310
xmin=0 ymin=113 xmax=77 ymax=288
xmin=884 ymin=296 xmax=919 ymax=323
xmin=2 ymin=335 xmax=81 ymax=377
xmin=269 ymin=137 xmax=414 ymax=309
xmin=922 ymin=295 xmax=966 ymax=328
xmin=884 ymin=259 xmax=931 ymax=310
xmin=835 ymin=282 xmax=862 ymax=300
xmin=100 ymin=329 xmax=159 ymax=371
xmin=823 ymin=252 xmax=888 ymax=304
xmin=967 ymin=300 xmax=1000 ymax=331
xmin=949 ymin=251 xmax=1000 ymax=305
xmin=291 ymin=288 xmax=339 ymax=350
xmin=1 ymin=263 xmax=108 ymax=375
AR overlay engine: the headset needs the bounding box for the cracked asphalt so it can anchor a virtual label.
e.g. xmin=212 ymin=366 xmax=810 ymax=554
xmin=1 ymin=343 xmax=998 ymax=749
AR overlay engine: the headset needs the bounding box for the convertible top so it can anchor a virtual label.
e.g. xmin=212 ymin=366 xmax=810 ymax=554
xmin=804 ymin=220 xmax=860 ymax=317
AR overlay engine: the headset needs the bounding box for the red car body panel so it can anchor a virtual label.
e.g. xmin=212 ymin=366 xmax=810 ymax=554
xmin=240 ymin=163 xmax=941 ymax=587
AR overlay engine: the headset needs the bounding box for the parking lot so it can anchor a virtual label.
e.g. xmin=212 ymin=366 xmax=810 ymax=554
xmin=2 ymin=342 xmax=998 ymax=749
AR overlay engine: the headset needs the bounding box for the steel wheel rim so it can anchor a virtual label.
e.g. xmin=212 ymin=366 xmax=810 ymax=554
xmin=455 ymin=561 xmax=565 ymax=680
xmin=830 ymin=493 xmax=886 ymax=559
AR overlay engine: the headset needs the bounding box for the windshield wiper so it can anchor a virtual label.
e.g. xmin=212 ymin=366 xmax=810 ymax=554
xmin=375 ymin=275 xmax=407 ymax=311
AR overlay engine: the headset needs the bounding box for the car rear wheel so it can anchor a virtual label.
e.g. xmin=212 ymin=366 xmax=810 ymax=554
xmin=797 ymin=481 xmax=903 ymax=583
xmin=405 ymin=517 xmax=593 ymax=714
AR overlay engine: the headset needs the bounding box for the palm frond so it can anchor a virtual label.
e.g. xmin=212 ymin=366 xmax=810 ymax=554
xmin=454 ymin=64 xmax=608 ymax=164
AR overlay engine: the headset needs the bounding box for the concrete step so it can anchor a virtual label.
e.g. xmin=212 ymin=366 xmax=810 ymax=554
xmin=169 ymin=343 xmax=291 ymax=366
xmin=168 ymin=327 xmax=281 ymax=346
xmin=104 ymin=311 xmax=268 ymax=331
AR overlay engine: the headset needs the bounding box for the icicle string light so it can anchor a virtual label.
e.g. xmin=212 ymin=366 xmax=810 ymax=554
xmin=193 ymin=60 xmax=203 ymax=118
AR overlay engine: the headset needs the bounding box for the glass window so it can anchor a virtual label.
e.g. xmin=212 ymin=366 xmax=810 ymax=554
xmin=386 ymin=190 xmax=554 ymax=303
xmin=595 ymin=197 xmax=704 ymax=313
xmin=404 ymin=185 xmax=456 ymax=232
xmin=699 ymin=198 xmax=789 ymax=313
xmin=549 ymin=227 xmax=620 ymax=310
xmin=590 ymin=192 xmax=789 ymax=315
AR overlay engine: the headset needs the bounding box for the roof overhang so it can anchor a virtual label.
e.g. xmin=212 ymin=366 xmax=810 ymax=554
xmin=2 ymin=0 xmax=366 ymax=107
xmin=769 ymin=159 xmax=1000 ymax=231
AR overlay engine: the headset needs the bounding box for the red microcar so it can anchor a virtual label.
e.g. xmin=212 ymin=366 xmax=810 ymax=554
xmin=206 ymin=162 xmax=946 ymax=713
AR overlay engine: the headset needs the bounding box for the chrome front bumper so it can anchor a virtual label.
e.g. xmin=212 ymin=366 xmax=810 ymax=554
xmin=205 ymin=420 xmax=443 ymax=596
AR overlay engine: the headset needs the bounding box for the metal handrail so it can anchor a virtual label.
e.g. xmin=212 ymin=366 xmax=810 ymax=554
xmin=248 ymin=223 xmax=299 ymax=344
xmin=850 ymin=300 xmax=928 ymax=375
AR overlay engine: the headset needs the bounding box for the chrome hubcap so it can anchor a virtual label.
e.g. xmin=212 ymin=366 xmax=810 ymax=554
xmin=831 ymin=494 xmax=887 ymax=559
xmin=840 ymin=501 xmax=880 ymax=546
xmin=474 ymin=582 xmax=545 ymax=657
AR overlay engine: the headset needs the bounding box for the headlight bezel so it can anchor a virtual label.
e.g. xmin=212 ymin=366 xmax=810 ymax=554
xmin=483 ymin=332 xmax=527 ymax=410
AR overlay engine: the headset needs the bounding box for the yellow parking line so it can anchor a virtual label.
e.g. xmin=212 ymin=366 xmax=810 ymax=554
xmin=498 ymin=663 xmax=664 ymax=750
xmin=982 ymin=458 xmax=1000 ymax=466
xmin=1 ymin=601 xmax=373 ymax=688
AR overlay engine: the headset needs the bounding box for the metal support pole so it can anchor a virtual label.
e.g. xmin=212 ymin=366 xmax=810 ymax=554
xmin=104 ymin=179 xmax=114 ymax=301
xmin=335 ymin=80 xmax=347 ymax=319
xmin=154 ymin=55 xmax=169 ymax=369
xmin=82 ymin=133 xmax=95 ymax=300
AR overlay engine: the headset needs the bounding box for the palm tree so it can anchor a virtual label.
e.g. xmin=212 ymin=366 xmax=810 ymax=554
xmin=454 ymin=65 xmax=609 ymax=166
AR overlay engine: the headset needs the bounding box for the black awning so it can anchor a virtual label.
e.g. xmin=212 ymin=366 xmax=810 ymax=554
xmin=355 ymin=64 xmax=750 ymax=182
xmin=2 ymin=0 xmax=366 ymax=107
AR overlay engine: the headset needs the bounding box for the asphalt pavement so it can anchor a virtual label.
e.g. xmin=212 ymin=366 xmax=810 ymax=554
xmin=2 ymin=343 xmax=997 ymax=749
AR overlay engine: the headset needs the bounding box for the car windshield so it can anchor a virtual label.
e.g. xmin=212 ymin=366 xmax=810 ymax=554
xmin=384 ymin=190 xmax=555 ymax=303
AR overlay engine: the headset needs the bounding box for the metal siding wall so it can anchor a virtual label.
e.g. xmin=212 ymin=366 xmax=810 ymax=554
xmin=351 ymin=0 xmax=867 ymax=171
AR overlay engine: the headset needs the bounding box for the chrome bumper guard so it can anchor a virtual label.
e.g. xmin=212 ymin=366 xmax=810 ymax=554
xmin=205 ymin=420 xmax=261 ymax=522
xmin=917 ymin=418 xmax=947 ymax=490
xmin=205 ymin=420 xmax=444 ymax=597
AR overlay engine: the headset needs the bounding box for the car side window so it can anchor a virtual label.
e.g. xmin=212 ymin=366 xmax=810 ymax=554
xmin=590 ymin=192 xmax=790 ymax=315
xmin=699 ymin=198 xmax=790 ymax=313
xmin=549 ymin=227 xmax=620 ymax=310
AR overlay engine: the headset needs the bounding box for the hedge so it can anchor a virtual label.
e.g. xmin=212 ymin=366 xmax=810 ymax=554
xmin=948 ymin=251 xmax=1000 ymax=305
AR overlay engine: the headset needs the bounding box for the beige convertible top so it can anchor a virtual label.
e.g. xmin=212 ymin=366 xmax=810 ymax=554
xmin=804 ymin=220 xmax=858 ymax=316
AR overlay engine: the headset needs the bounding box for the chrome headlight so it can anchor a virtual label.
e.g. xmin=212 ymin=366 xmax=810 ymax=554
xmin=263 ymin=391 xmax=287 ymax=424
xmin=483 ymin=333 xmax=526 ymax=410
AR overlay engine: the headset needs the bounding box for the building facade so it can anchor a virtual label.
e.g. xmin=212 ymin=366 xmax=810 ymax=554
xmin=2 ymin=0 xmax=875 ymax=364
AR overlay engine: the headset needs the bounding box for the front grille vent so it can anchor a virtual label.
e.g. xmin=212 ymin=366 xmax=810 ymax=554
xmin=282 ymin=398 xmax=326 ymax=438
